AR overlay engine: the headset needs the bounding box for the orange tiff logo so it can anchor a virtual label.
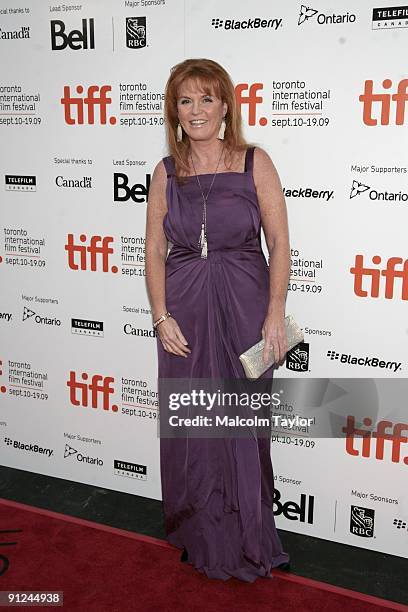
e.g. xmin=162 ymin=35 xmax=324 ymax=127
xmin=359 ymin=78 xmax=408 ymax=125
xmin=67 ymin=371 xmax=117 ymax=412
xmin=343 ymin=416 xmax=408 ymax=464
xmin=65 ymin=234 xmax=117 ymax=273
xmin=350 ymin=255 xmax=408 ymax=299
xmin=60 ymin=85 xmax=116 ymax=125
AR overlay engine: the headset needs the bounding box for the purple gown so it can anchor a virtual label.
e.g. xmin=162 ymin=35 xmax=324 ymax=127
xmin=157 ymin=146 xmax=290 ymax=582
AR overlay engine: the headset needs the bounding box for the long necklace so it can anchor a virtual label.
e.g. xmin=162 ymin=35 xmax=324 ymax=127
xmin=189 ymin=145 xmax=225 ymax=259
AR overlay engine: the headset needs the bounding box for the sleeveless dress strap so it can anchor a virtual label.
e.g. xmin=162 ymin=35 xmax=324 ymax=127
xmin=162 ymin=155 xmax=176 ymax=177
xmin=244 ymin=146 xmax=255 ymax=173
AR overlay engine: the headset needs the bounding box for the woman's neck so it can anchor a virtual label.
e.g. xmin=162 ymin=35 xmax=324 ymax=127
xmin=188 ymin=140 xmax=225 ymax=171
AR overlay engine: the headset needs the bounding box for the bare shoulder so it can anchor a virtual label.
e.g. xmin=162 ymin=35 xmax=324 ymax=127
xmin=152 ymin=158 xmax=168 ymax=184
xmin=147 ymin=159 xmax=168 ymax=210
xmin=253 ymin=147 xmax=281 ymax=189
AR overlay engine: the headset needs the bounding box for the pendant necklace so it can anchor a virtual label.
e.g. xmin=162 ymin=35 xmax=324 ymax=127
xmin=189 ymin=144 xmax=225 ymax=259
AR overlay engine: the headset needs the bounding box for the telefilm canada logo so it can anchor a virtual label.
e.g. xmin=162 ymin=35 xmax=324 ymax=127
xmin=126 ymin=17 xmax=147 ymax=48
xmin=71 ymin=318 xmax=104 ymax=337
xmin=5 ymin=175 xmax=36 ymax=192
xmin=350 ymin=505 xmax=375 ymax=537
xmin=298 ymin=5 xmax=356 ymax=26
xmin=350 ymin=180 xmax=408 ymax=204
xmin=211 ymin=16 xmax=282 ymax=30
xmin=114 ymin=459 xmax=147 ymax=480
xmin=372 ymin=6 xmax=408 ymax=29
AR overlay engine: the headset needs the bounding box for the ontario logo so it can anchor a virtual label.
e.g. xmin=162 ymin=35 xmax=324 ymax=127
xmin=64 ymin=443 xmax=103 ymax=466
xmin=298 ymin=5 xmax=356 ymax=26
xmin=350 ymin=180 xmax=408 ymax=203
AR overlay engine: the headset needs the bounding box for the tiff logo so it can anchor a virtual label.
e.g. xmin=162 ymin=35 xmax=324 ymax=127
xmin=235 ymin=83 xmax=264 ymax=126
xmin=350 ymin=255 xmax=408 ymax=299
xmin=65 ymin=234 xmax=117 ymax=273
xmin=343 ymin=416 xmax=408 ymax=464
xmin=67 ymin=371 xmax=117 ymax=412
xmin=60 ymin=85 xmax=116 ymax=125
xmin=359 ymin=78 xmax=408 ymax=125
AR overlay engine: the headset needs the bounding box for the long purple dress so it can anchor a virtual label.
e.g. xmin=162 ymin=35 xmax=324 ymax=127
xmin=157 ymin=146 xmax=290 ymax=582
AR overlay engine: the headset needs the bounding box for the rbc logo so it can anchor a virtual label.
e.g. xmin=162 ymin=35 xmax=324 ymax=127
xmin=350 ymin=505 xmax=375 ymax=537
xmin=286 ymin=342 xmax=309 ymax=371
xmin=51 ymin=19 xmax=95 ymax=50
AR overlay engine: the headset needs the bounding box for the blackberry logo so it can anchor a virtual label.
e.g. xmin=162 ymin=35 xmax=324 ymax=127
xmin=350 ymin=180 xmax=370 ymax=198
xmin=212 ymin=18 xmax=224 ymax=28
xmin=286 ymin=342 xmax=309 ymax=371
xmin=326 ymin=350 xmax=401 ymax=372
xmin=126 ymin=17 xmax=146 ymax=49
xmin=393 ymin=518 xmax=407 ymax=530
xmin=4 ymin=436 xmax=53 ymax=457
xmin=5 ymin=437 xmax=12 ymax=446
xmin=350 ymin=505 xmax=375 ymax=537
xmin=210 ymin=17 xmax=282 ymax=30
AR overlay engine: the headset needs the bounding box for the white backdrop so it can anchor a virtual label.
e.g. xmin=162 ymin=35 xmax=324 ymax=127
xmin=1 ymin=0 xmax=407 ymax=559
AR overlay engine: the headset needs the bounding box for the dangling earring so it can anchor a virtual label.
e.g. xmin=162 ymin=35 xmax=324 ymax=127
xmin=176 ymin=123 xmax=182 ymax=142
xmin=217 ymin=117 xmax=226 ymax=140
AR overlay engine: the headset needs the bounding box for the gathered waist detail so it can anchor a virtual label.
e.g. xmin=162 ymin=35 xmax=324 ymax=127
xmin=167 ymin=237 xmax=263 ymax=264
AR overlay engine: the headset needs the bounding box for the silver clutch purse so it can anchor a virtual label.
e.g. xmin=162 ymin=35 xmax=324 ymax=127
xmin=239 ymin=314 xmax=304 ymax=379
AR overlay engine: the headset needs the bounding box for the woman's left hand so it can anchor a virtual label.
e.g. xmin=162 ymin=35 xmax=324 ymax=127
xmin=261 ymin=313 xmax=288 ymax=366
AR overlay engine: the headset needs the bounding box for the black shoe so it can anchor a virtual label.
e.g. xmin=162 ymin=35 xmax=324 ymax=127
xmin=180 ymin=547 xmax=188 ymax=562
xmin=276 ymin=561 xmax=291 ymax=571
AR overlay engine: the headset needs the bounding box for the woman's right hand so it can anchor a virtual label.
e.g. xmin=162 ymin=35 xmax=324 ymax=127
xmin=157 ymin=317 xmax=191 ymax=358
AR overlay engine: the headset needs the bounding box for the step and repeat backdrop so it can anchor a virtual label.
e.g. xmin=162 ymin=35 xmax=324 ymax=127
xmin=1 ymin=1 xmax=407 ymax=559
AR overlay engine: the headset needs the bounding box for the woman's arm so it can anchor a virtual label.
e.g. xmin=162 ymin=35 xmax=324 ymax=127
xmin=253 ymin=146 xmax=291 ymax=364
xmin=145 ymin=160 xmax=169 ymax=322
xmin=145 ymin=160 xmax=191 ymax=357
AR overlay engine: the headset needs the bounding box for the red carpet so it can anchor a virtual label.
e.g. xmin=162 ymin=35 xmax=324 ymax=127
xmin=0 ymin=498 xmax=406 ymax=611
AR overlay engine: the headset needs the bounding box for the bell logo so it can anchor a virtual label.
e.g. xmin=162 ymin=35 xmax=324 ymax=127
xmin=235 ymin=83 xmax=264 ymax=126
xmin=67 ymin=371 xmax=117 ymax=412
xmin=65 ymin=234 xmax=117 ymax=273
xmin=60 ymin=85 xmax=116 ymax=125
xmin=359 ymin=78 xmax=408 ymax=126
xmin=350 ymin=255 xmax=408 ymax=300
xmin=343 ymin=416 xmax=408 ymax=464
xmin=273 ymin=487 xmax=314 ymax=523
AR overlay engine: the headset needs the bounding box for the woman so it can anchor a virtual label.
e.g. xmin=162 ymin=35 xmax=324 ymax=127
xmin=145 ymin=58 xmax=291 ymax=582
